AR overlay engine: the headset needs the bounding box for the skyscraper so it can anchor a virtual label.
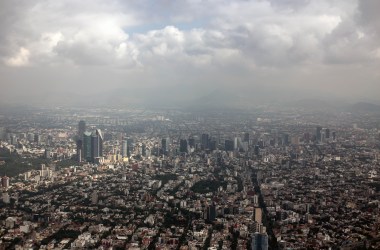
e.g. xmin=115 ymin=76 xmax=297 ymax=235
xmin=83 ymin=131 xmax=92 ymax=162
xmin=34 ymin=134 xmax=41 ymax=145
xmin=207 ymin=204 xmax=216 ymax=222
xmin=126 ymin=138 xmax=134 ymax=157
xmin=225 ymin=140 xmax=234 ymax=151
xmin=91 ymin=129 xmax=103 ymax=163
xmin=325 ymin=128 xmax=330 ymax=139
xmin=188 ymin=137 xmax=195 ymax=148
xmin=316 ymin=126 xmax=322 ymax=142
xmin=209 ymin=140 xmax=217 ymax=151
xmin=76 ymin=140 xmax=83 ymax=162
xmin=283 ymin=134 xmax=290 ymax=146
xmin=179 ymin=139 xmax=188 ymax=153
xmin=201 ymin=133 xmax=209 ymax=150
xmin=244 ymin=132 xmax=250 ymax=143
xmin=254 ymin=145 xmax=260 ymax=156
xmin=10 ymin=134 xmax=17 ymax=145
xmin=44 ymin=148 xmax=51 ymax=159
xmin=251 ymin=232 xmax=268 ymax=250
xmin=121 ymin=139 xmax=128 ymax=158
xmin=161 ymin=137 xmax=170 ymax=155
xmin=78 ymin=120 xmax=86 ymax=138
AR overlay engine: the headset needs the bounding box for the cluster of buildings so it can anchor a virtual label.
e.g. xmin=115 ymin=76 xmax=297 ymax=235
xmin=0 ymin=106 xmax=379 ymax=249
xmin=0 ymin=151 xmax=269 ymax=249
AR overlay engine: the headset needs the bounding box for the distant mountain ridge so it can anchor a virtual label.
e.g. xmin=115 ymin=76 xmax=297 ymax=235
xmin=288 ymin=99 xmax=334 ymax=109
xmin=348 ymin=102 xmax=380 ymax=113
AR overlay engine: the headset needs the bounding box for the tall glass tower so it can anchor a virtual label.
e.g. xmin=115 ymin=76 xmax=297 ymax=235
xmin=91 ymin=129 xmax=103 ymax=162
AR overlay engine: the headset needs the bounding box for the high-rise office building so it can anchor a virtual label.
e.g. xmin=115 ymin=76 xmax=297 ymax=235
xmin=161 ymin=137 xmax=170 ymax=154
xmin=83 ymin=131 xmax=92 ymax=162
xmin=209 ymin=140 xmax=217 ymax=151
xmin=76 ymin=121 xmax=86 ymax=160
xmin=225 ymin=140 xmax=234 ymax=151
xmin=46 ymin=135 xmax=53 ymax=146
xmin=234 ymin=137 xmax=239 ymax=150
xmin=254 ymin=145 xmax=260 ymax=156
xmin=244 ymin=132 xmax=250 ymax=143
xmin=187 ymin=137 xmax=195 ymax=148
xmin=207 ymin=204 xmax=216 ymax=221
xmin=10 ymin=135 xmax=17 ymax=145
xmin=251 ymin=232 xmax=268 ymax=250
xmin=76 ymin=140 xmax=83 ymax=162
xmin=28 ymin=133 xmax=34 ymax=142
xmin=188 ymin=138 xmax=195 ymax=148
xmin=44 ymin=148 xmax=51 ymax=159
xmin=40 ymin=164 xmax=46 ymax=177
xmin=325 ymin=128 xmax=330 ymax=139
xmin=201 ymin=134 xmax=209 ymax=150
xmin=180 ymin=139 xmax=188 ymax=153
xmin=34 ymin=134 xmax=41 ymax=145
xmin=121 ymin=139 xmax=128 ymax=158
xmin=78 ymin=120 xmax=86 ymax=138
xmin=126 ymin=138 xmax=134 ymax=157
xmin=283 ymin=134 xmax=290 ymax=146
xmin=91 ymin=129 xmax=103 ymax=163
xmin=316 ymin=126 xmax=322 ymax=142
xmin=304 ymin=132 xmax=310 ymax=143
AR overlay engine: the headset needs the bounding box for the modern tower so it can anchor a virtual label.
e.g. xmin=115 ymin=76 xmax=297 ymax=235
xmin=225 ymin=139 xmax=234 ymax=151
xmin=179 ymin=139 xmax=188 ymax=153
xmin=121 ymin=139 xmax=128 ymax=158
xmin=34 ymin=134 xmax=41 ymax=145
xmin=251 ymin=232 xmax=268 ymax=250
xmin=126 ymin=138 xmax=134 ymax=157
xmin=244 ymin=132 xmax=250 ymax=143
xmin=201 ymin=133 xmax=209 ymax=150
xmin=316 ymin=126 xmax=322 ymax=142
xmin=83 ymin=131 xmax=92 ymax=162
xmin=78 ymin=120 xmax=86 ymax=138
xmin=325 ymin=128 xmax=330 ymax=139
xmin=91 ymin=129 xmax=103 ymax=163
xmin=76 ymin=140 xmax=83 ymax=162
xmin=161 ymin=137 xmax=170 ymax=155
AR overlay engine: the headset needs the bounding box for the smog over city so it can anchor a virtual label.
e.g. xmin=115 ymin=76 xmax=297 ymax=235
xmin=0 ymin=1 xmax=380 ymax=249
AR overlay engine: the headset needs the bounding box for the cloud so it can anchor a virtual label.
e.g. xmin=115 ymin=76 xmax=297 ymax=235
xmin=0 ymin=0 xmax=377 ymax=69
xmin=5 ymin=47 xmax=30 ymax=66
xmin=0 ymin=0 xmax=379 ymax=105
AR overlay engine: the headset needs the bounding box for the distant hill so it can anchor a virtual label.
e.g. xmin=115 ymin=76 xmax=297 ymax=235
xmin=348 ymin=102 xmax=380 ymax=113
xmin=282 ymin=99 xmax=343 ymax=111
xmin=290 ymin=99 xmax=333 ymax=109
xmin=189 ymin=89 xmax=239 ymax=109
xmin=185 ymin=89 xmax=264 ymax=111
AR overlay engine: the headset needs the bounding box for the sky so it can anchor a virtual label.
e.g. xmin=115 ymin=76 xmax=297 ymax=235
xmin=0 ymin=0 xmax=379 ymax=108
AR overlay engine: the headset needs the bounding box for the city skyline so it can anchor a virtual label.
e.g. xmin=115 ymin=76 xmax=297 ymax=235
xmin=0 ymin=106 xmax=379 ymax=248
xmin=0 ymin=0 xmax=380 ymax=107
